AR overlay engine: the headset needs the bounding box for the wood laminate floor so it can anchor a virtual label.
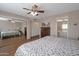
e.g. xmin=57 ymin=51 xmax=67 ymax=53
xmin=0 ymin=36 xmax=39 ymax=56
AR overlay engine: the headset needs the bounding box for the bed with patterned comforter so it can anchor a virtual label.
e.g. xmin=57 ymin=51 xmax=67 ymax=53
xmin=15 ymin=36 xmax=79 ymax=56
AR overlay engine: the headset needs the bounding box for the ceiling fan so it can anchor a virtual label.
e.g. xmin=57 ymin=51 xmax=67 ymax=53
xmin=23 ymin=4 xmax=44 ymax=16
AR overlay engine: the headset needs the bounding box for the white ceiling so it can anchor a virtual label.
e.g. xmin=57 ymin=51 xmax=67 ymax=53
xmin=0 ymin=3 xmax=79 ymax=19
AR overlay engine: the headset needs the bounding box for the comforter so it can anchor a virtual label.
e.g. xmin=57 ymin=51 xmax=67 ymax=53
xmin=15 ymin=36 xmax=79 ymax=56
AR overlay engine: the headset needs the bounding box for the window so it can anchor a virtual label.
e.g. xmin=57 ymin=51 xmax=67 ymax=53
xmin=62 ymin=23 xmax=68 ymax=32
xmin=62 ymin=24 xmax=68 ymax=29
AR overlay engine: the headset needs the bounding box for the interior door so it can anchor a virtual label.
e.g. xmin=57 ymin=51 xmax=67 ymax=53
xmin=24 ymin=27 xmax=27 ymax=37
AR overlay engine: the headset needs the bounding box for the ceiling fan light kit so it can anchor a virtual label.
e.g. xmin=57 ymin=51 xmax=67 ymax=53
xmin=31 ymin=11 xmax=38 ymax=16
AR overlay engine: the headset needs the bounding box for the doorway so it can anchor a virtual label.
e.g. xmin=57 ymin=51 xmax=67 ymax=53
xmin=57 ymin=18 xmax=68 ymax=39
xmin=24 ymin=27 xmax=27 ymax=37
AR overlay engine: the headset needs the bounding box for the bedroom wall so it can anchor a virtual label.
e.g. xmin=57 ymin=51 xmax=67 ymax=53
xmin=41 ymin=10 xmax=79 ymax=40
xmin=39 ymin=17 xmax=57 ymax=36
xmin=0 ymin=20 xmax=22 ymax=32
xmin=31 ymin=21 xmax=40 ymax=37
xmin=1 ymin=8 xmax=79 ymax=40
xmin=0 ymin=10 xmax=28 ymax=37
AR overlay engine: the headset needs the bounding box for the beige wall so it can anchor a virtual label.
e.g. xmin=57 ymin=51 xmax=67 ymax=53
xmin=40 ymin=10 xmax=79 ymax=40
xmin=0 ymin=20 xmax=22 ymax=31
xmin=39 ymin=17 xmax=57 ymax=36
xmin=31 ymin=21 xmax=40 ymax=37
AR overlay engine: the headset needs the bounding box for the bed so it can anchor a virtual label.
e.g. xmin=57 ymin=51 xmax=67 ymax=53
xmin=0 ymin=31 xmax=21 ymax=39
xmin=15 ymin=36 xmax=79 ymax=56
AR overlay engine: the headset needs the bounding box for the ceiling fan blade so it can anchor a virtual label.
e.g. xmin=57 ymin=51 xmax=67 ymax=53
xmin=23 ymin=8 xmax=32 ymax=11
xmin=37 ymin=10 xmax=44 ymax=13
xmin=27 ymin=12 xmax=31 ymax=14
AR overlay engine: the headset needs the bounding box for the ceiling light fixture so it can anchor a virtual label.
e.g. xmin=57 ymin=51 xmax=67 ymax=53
xmin=10 ymin=20 xmax=15 ymax=23
xmin=0 ymin=17 xmax=8 ymax=20
xmin=57 ymin=20 xmax=63 ymax=22
xmin=9 ymin=20 xmax=15 ymax=23
xmin=31 ymin=11 xmax=38 ymax=16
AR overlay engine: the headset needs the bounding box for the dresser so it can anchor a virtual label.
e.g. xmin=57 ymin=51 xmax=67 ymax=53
xmin=41 ymin=27 xmax=50 ymax=37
